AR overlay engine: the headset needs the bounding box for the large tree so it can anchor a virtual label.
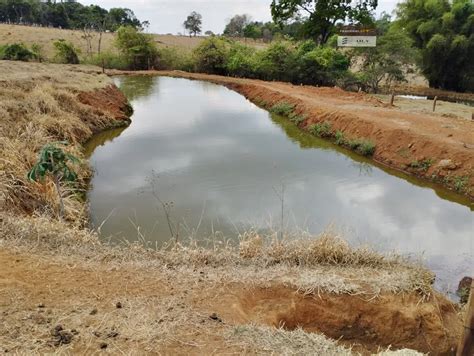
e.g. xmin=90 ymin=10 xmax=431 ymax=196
xmin=183 ymin=11 xmax=202 ymax=37
xmin=224 ymin=14 xmax=251 ymax=37
xmin=396 ymin=0 xmax=474 ymax=92
xmin=271 ymin=0 xmax=378 ymax=44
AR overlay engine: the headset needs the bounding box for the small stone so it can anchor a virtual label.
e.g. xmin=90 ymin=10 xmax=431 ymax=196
xmin=58 ymin=331 xmax=73 ymax=345
xmin=436 ymin=159 xmax=458 ymax=170
xmin=209 ymin=313 xmax=222 ymax=322
xmin=115 ymin=302 xmax=122 ymax=309
xmin=38 ymin=303 xmax=45 ymax=309
xmin=93 ymin=331 xmax=101 ymax=337
xmin=99 ymin=342 xmax=108 ymax=349
xmin=90 ymin=308 xmax=98 ymax=315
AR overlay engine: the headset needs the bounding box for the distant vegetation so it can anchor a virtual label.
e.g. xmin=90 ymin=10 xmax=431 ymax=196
xmin=0 ymin=0 xmax=472 ymax=93
xmin=396 ymin=0 xmax=474 ymax=92
xmin=0 ymin=0 xmax=144 ymax=31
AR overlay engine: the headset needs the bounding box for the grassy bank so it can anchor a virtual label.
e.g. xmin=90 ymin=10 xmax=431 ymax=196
xmin=0 ymin=61 xmax=465 ymax=354
xmin=0 ymin=61 xmax=131 ymax=222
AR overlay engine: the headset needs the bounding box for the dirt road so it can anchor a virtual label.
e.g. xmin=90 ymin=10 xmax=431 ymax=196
xmin=119 ymin=70 xmax=473 ymax=199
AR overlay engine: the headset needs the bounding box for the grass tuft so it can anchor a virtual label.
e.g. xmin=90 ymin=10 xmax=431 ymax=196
xmin=409 ymin=158 xmax=433 ymax=172
xmin=309 ymin=121 xmax=332 ymax=137
xmin=270 ymin=102 xmax=295 ymax=116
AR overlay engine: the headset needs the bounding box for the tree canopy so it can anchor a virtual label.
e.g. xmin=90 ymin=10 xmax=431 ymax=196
xmin=224 ymin=14 xmax=251 ymax=37
xmin=271 ymin=0 xmax=378 ymax=44
xmin=183 ymin=11 xmax=202 ymax=37
xmin=396 ymin=0 xmax=474 ymax=92
xmin=0 ymin=0 xmax=143 ymax=31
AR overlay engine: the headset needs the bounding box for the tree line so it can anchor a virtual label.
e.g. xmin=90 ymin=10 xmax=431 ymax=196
xmin=219 ymin=0 xmax=473 ymax=92
xmin=0 ymin=0 xmax=144 ymax=31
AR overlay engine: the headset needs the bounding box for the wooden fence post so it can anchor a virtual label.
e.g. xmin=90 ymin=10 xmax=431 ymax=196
xmin=433 ymin=96 xmax=438 ymax=112
xmin=390 ymin=92 xmax=395 ymax=106
xmin=457 ymin=279 xmax=474 ymax=356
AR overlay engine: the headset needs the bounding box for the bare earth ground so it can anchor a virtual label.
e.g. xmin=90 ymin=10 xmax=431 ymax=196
xmin=0 ymin=215 xmax=464 ymax=354
xmin=0 ymin=62 xmax=469 ymax=354
xmin=122 ymin=70 xmax=474 ymax=199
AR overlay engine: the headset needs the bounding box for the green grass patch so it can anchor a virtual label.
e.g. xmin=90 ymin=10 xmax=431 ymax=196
xmin=335 ymin=130 xmax=346 ymax=145
xmin=347 ymin=139 xmax=376 ymax=157
xmin=270 ymin=102 xmax=295 ymax=116
xmin=452 ymin=176 xmax=469 ymax=193
xmin=409 ymin=159 xmax=433 ymax=172
xmin=309 ymin=122 xmax=332 ymax=137
xmin=288 ymin=112 xmax=307 ymax=125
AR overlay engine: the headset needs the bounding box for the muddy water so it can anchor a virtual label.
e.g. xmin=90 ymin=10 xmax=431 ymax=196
xmin=85 ymin=76 xmax=473 ymax=296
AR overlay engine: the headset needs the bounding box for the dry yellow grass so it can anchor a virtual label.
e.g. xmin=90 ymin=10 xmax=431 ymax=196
xmin=0 ymin=61 xmax=128 ymax=221
xmin=0 ymin=24 xmax=268 ymax=60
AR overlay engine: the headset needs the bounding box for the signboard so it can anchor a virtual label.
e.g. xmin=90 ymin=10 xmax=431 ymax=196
xmin=337 ymin=35 xmax=377 ymax=47
xmin=337 ymin=25 xmax=377 ymax=47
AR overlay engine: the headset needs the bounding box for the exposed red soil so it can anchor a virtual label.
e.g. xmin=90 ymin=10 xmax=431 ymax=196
xmin=77 ymin=84 xmax=132 ymax=134
xmin=113 ymin=70 xmax=474 ymax=199
xmin=0 ymin=249 xmax=463 ymax=354
xmin=214 ymin=286 xmax=462 ymax=354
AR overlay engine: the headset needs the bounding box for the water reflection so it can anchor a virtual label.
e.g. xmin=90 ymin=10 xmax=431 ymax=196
xmin=86 ymin=76 xmax=473 ymax=295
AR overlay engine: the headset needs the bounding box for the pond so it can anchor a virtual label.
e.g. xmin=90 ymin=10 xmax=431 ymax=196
xmin=85 ymin=76 xmax=473 ymax=296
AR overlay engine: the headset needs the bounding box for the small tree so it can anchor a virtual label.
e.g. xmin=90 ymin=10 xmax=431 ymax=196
xmin=183 ymin=11 xmax=202 ymax=37
xmin=193 ymin=37 xmax=229 ymax=75
xmin=115 ymin=26 xmax=159 ymax=70
xmin=53 ymin=40 xmax=80 ymax=64
xmin=28 ymin=142 xmax=80 ymax=220
xmin=224 ymin=14 xmax=251 ymax=37
xmin=356 ymin=28 xmax=418 ymax=93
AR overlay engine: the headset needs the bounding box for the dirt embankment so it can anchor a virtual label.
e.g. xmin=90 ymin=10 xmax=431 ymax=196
xmin=121 ymin=70 xmax=473 ymax=199
xmin=0 ymin=61 xmax=131 ymax=219
xmin=0 ymin=219 xmax=464 ymax=355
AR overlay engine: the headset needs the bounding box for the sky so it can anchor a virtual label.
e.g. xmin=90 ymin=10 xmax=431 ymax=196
xmin=82 ymin=0 xmax=401 ymax=35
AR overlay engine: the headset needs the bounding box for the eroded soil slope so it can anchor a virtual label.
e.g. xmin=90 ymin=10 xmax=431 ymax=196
xmin=0 ymin=246 xmax=462 ymax=355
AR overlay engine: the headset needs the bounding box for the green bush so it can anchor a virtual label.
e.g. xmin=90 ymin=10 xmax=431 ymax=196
xmin=347 ymin=139 xmax=376 ymax=157
xmin=115 ymin=26 xmax=158 ymax=70
xmin=309 ymin=121 xmax=332 ymax=137
xmin=335 ymin=130 xmax=346 ymax=145
xmin=288 ymin=112 xmax=306 ymax=125
xmin=193 ymin=37 xmax=229 ymax=75
xmin=409 ymin=158 xmax=433 ymax=172
xmin=254 ymin=41 xmax=297 ymax=81
xmin=53 ymin=40 xmax=80 ymax=64
xmin=0 ymin=43 xmax=35 ymax=61
xmin=295 ymin=45 xmax=350 ymax=86
xmin=156 ymin=47 xmax=194 ymax=71
xmin=85 ymin=51 xmax=129 ymax=70
xmin=270 ymin=102 xmax=295 ymax=116
xmin=226 ymin=42 xmax=257 ymax=78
